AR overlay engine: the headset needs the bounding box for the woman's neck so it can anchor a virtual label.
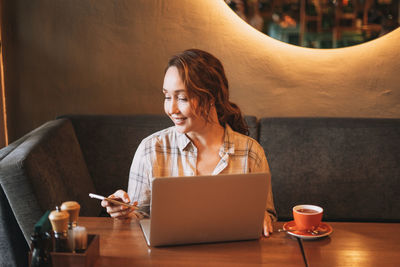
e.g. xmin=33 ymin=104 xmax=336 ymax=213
xmin=186 ymin=121 xmax=225 ymax=151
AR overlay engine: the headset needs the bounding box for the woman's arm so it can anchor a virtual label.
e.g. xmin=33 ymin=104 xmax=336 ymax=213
xmin=127 ymin=140 xmax=152 ymax=216
xmin=102 ymin=139 xmax=152 ymax=219
xmin=250 ymin=141 xmax=277 ymax=237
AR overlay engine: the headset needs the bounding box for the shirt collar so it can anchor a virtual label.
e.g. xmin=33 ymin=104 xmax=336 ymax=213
xmin=221 ymin=124 xmax=235 ymax=155
xmin=176 ymin=128 xmax=192 ymax=151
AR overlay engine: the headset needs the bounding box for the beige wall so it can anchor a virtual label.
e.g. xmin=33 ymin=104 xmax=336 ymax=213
xmin=2 ymin=0 xmax=400 ymax=142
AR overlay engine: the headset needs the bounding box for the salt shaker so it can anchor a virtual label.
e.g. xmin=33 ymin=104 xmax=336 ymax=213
xmin=73 ymin=226 xmax=88 ymax=252
xmin=48 ymin=207 xmax=71 ymax=252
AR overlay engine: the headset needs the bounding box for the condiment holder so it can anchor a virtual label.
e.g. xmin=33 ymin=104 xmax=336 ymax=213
xmin=32 ymin=201 xmax=100 ymax=267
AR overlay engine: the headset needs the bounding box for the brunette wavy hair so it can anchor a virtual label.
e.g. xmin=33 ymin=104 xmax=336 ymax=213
xmin=166 ymin=49 xmax=249 ymax=135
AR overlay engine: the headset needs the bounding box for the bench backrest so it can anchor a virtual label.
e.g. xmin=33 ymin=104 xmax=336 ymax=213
xmin=259 ymin=117 xmax=400 ymax=222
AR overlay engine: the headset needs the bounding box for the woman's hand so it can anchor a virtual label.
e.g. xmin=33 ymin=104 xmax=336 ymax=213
xmin=101 ymin=189 xmax=137 ymax=219
xmin=263 ymin=211 xmax=273 ymax=237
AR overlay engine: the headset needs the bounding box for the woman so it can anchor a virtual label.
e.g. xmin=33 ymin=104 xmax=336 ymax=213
xmin=102 ymin=49 xmax=276 ymax=236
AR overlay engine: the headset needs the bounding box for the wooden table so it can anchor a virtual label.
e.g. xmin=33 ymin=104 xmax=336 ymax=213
xmin=78 ymin=218 xmax=400 ymax=266
xmin=301 ymin=222 xmax=400 ymax=267
xmin=78 ymin=217 xmax=304 ymax=266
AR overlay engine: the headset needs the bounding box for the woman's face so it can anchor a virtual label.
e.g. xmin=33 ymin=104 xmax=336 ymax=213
xmin=163 ymin=66 xmax=206 ymax=134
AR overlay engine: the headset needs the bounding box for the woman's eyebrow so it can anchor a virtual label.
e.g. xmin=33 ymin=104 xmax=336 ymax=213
xmin=162 ymin=89 xmax=186 ymax=94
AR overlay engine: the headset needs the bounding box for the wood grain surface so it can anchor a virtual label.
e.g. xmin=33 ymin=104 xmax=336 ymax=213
xmin=78 ymin=217 xmax=305 ymax=266
xmin=301 ymin=222 xmax=400 ymax=267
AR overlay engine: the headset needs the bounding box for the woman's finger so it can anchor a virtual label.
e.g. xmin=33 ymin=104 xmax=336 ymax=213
xmin=263 ymin=213 xmax=273 ymax=237
xmin=111 ymin=190 xmax=130 ymax=203
xmin=109 ymin=206 xmax=133 ymax=219
xmin=107 ymin=205 xmax=130 ymax=214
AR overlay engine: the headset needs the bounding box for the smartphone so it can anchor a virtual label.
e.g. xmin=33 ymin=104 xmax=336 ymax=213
xmin=89 ymin=193 xmax=138 ymax=209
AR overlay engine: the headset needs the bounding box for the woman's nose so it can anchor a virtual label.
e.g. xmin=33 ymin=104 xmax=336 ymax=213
xmin=167 ymin=99 xmax=179 ymax=114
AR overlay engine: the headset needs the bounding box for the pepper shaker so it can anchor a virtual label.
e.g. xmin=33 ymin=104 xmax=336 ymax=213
xmin=61 ymin=201 xmax=81 ymax=252
xmin=48 ymin=207 xmax=71 ymax=252
xmin=61 ymin=201 xmax=80 ymax=228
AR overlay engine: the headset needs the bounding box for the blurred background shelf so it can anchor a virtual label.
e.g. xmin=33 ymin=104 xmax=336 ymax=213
xmin=226 ymin=0 xmax=399 ymax=48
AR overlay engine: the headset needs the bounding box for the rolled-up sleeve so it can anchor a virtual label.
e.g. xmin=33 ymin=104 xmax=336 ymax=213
xmin=252 ymin=143 xmax=277 ymax=221
xmin=127 ymin=140 xmax=151 ymax=215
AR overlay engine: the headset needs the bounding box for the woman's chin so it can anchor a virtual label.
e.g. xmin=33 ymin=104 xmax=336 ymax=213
xmin=174 ymin=125 xmax=188 ymax=134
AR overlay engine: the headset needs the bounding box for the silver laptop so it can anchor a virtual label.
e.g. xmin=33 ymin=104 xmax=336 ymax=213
xmin=139 ymin=172 xmax=269 ymax=246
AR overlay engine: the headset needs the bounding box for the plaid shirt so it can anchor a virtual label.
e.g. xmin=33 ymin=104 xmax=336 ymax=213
xmin=128 ymin=124 xmax=276 ymax=219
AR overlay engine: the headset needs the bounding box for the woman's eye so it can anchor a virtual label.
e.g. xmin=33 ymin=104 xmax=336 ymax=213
xmin=164 ymin=96 xmax=171 ymax=100
xmin=178 ymin=95 xmax=188 ymax=101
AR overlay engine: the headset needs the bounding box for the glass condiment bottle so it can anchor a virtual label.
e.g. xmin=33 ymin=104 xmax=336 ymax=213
xmin=30 ymin=231 xmax=52 ymax=267
xmin=31 ymin=210 xmax=53 ymax=266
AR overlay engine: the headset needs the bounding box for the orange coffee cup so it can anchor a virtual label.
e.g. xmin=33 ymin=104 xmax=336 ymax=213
xmin=293 ymin=204 xmax=323 ymax=231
